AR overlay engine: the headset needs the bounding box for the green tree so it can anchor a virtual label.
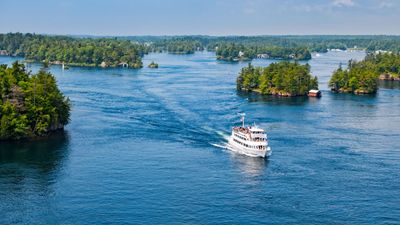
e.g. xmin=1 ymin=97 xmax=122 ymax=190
xmin=0 ymin=62 xmax=71 ymax=140
xmin=237 ymin=62 xmax=319 ymax=96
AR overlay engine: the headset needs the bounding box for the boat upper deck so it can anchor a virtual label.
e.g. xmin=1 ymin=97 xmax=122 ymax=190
xmin=232 ymin=126 xmax=267 ymax=142
xmin=233 ymin=126 xmax=265 ymax=134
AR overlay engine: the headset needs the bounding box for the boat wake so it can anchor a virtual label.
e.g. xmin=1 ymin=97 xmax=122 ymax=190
xmin=216 ymin=131 xmax=230 ymax=141
xmin=206 ymin=127 xmax=232 ymax=150
xmin=209 ymin=143 xmax=228 ymax=149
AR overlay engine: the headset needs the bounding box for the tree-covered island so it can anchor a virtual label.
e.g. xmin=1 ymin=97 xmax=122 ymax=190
xmin=0 ymin=33 xmax=146 ymax=68
xmin=0 ymin=62 xmax=70 ymax=140
xmin=125 ymin=35 xmax=400 ymax=55
xmin=370 ymin=53 xmax=400 ymax=81
xmin=148 ymin=61 xmax=159 ymax=68
xmin=237 ymin=62 xmax=318 ymax=97
xmin=3 ymin=33 xmax=400 ymax=67
xmin=215 ymin=43 xmax=312 ymax=61
xmin=124 ymin=35 xmax=400 ymax=62
xmin=329 ymin=53 xmax=400 ymax=94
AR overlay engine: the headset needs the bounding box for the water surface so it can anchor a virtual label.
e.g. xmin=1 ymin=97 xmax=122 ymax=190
xmin=0 ymin=51 xmax=399 ymax=224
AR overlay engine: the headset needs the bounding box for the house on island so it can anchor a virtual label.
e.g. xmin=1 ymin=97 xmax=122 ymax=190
xmin=308 ymin=89 xmax=321 ymax=97
xmin=119 ymin=62 xmax=129 ymax=68
xmin=375 ymin=50 xmax=392 ymax=54
xmin=0 ymin=50 xmax=9 ymax=55
xmin=256 ymin=54 xmax=269 ymax=59
xmin=100 ymin=61 xmax=108 ymax=68
xmin=379 ymin=73 xmax=392 ymax=80
xmin=379 ymin=73 xmax=400 ymax=81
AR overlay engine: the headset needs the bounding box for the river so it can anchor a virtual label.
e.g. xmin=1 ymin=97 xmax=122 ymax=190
xmin=0 ymin=51 xmax=399 ymax=224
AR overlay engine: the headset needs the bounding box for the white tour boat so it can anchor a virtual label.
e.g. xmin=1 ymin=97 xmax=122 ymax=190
xmin=227 ymin=114 xmax=271 ymax=158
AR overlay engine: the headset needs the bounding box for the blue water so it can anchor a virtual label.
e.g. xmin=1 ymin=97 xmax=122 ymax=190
xmin=1 ymin=51 xmax=399 ymax=224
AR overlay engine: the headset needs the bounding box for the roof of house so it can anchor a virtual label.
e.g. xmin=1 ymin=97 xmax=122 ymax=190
xmin=309 ymin=89 xmax=321 ymax=94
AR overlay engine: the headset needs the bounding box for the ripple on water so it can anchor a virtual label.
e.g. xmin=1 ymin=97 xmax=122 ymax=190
xmin=1 ymin=51 xmax=400 ymax=224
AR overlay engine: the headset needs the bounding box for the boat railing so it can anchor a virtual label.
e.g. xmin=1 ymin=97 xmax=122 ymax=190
xmin=233 ymin=127 xmax=250 ymax=134
xmin=251 ymin=138 xmax=266 ymax=142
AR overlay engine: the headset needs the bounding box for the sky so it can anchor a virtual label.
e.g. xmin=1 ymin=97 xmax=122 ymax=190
xmin=1 ymin=0 xmax=399 ymax=36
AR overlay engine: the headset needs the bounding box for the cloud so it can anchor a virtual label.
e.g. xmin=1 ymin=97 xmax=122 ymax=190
xmin=378 ymin=0 xmax=393 ymax=8
xmin=292 ymin=4 xmax=328 ymax=13
xmin=332 ymin=0 xmax=355 ymax=7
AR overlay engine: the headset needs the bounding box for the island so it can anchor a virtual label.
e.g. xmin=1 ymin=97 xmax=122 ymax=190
xmin=0 ymin=62 xmax=71 ymax=140
xmin=148 ymin=61 xmax=159 ymax=68
xmin=215 ymin=43 xmax=312 ymax=61
xmin=3 ymin=34 xmax=400 ymax=67
xmin=329 ymin=53 xmax=400 ymax=94
xmin=123 ymin=35 xmax=400 ymax=62
xmin=237 ymin=62 xmax=319 ymax=97
xmin=126 ymin=35 xmax=400 ymax=55
xmin=372 ymin=53 xmax=400 ymax=81
xmin=0 ymin=33 xmax=146 ymax=68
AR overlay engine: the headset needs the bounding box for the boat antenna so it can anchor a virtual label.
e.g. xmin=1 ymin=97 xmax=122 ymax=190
xmin=239 ymin=113 xmax=246 ymax=127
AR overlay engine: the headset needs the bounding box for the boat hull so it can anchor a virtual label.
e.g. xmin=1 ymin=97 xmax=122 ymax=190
xmin=228 ymin=138 xmax=271 ymax=158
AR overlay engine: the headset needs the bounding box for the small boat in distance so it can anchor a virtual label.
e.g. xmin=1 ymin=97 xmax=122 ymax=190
xmin=227 ymin=113 xmax=271 ymax=158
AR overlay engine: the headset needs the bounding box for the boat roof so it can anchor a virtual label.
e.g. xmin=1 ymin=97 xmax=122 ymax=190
xmin=233 ymin=126 xmax=264 ymax=132
xmin=309 ymin=89 xmax=321 ymax=93
xmin=248 ymin=126 xmax=264 ymax=132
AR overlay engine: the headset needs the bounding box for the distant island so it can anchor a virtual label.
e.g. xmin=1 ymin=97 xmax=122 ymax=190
xmin=329 ymin=53 xmax=400 ymax=94
xmin=0 ymin=62 xmax=70 ymax=140
xmin=149 ymin=38 xmax=203 ymax=54
xmin=125 ymin=35 xmax=400 ymax=53
xmin=237 ymin=62 xmax=318 ymax=97
xmin=122 ymin=35 xmax=400 ymax=61
xmin=215 ymin=43 xmax=311 ymax=61
xmin=0 ymin=33 xmax=146 ymax=68
xmin=148 ymin=39 xmax=312 ymax=60
xmin=2 ymin=33 xmax=400 ymax=68
xmin=148 ymin=61 xmax=159 ymax=68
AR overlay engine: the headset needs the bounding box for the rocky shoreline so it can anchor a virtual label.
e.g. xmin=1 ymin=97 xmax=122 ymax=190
xmin=242 ymin=88 xmax=308 ymax=97
xmin=330 ymin=87 xmax=376 ymax=95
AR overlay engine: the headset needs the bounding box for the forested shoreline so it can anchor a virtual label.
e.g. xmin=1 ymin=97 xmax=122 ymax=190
xmin=0 ymin=33 xmax=146 ymax=68
xmin=124 ymin=35 xmax=400 ymax=53
xmin=214 ymin=43 xmax=311 ymax=61
xmin=0 ymin=62 xmax=70 ymax=140
xmin=329 ymin=53 xmax=400 ymax=94
xmin=2 ymin=33 xmax=400 ymax=66
xmin=126 ymin=35 xmax=400 ymax=57
xmin=133 ymin=35 xmax=400 ymax=61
